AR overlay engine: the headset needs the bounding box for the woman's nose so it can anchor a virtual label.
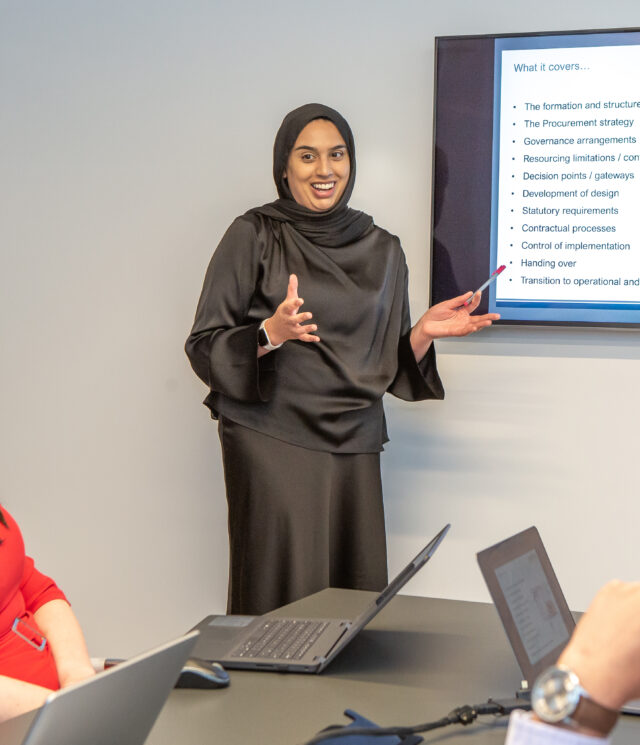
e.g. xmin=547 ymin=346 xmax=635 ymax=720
xmin=315 ymin=155 xmax=333 ymax=177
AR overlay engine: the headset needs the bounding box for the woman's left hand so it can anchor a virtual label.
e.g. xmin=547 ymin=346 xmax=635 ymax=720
xmin=410 ymin=291 xmax=500 ymax=360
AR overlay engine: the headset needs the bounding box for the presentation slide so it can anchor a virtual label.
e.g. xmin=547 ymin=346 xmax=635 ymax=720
xmin=490 ymin=34 xmax=640 ymax=323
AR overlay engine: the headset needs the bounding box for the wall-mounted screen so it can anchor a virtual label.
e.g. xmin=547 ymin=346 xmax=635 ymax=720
xmin=431 ymin=28 xmax=640 ymax=327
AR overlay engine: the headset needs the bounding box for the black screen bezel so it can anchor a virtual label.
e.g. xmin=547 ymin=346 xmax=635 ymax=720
xmin=430 ymin=26 xmax=640 ymax=329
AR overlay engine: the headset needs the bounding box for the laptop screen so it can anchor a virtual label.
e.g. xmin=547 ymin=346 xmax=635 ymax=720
xmin=477 ymin=526 xmax=575 ymax=689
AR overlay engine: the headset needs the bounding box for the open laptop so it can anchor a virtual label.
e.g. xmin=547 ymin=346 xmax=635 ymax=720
xmin=477 ymin=527 xmax=640 ymax=715
xmin=190 ymin=523 xmax=450 ymax=673
xmin=0 ymin=631 xmax=198 ymax=745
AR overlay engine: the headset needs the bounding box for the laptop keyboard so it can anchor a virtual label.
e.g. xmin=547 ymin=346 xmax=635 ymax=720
xmin=231 ymin=619 xmax=331 ymax=660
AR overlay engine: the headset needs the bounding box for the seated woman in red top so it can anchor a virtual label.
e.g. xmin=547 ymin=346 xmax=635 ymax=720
xmin=0 ymin=504 xmax=95 ymax=722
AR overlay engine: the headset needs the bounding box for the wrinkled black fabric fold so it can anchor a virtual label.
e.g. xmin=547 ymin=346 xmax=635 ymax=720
xmin=389 ymin=336 xmax=445 ymax=401
xmin=185 ymin=213 xmax=444 ymax=453
xmin=247 ymin=199 xmax=373 ymax=248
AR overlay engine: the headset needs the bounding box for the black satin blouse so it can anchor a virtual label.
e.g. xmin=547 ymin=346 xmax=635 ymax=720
xmin=186 ymin=212 xmax=444 ymax=454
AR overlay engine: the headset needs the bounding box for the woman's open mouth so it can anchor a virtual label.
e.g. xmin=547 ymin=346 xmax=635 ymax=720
xmin=311 ymin=181 xmax=336 ymax=197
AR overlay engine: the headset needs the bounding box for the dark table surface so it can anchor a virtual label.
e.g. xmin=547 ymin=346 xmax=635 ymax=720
xmin=2 ymin=590 xmax=638 ymax=745
xmin=145 ymin=589 xmax=640 ymax=745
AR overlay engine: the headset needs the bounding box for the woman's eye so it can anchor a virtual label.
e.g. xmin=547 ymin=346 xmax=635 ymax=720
xmin=332 ymin=150 xmax=345 ymax=159
xmin=301 ymin=153 xmax=314 ymax=162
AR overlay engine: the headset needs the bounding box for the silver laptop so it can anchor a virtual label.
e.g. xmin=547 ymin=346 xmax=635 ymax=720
xmin=477 ymin=527 xmax=640 ymax=715
xmin=0 ymin=631 xmax=198 ymax=745
xmin=189 ymin=524 xmax=450 ymax=673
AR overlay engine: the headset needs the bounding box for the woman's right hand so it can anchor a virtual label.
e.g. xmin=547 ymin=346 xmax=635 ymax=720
xmin=263 ymin=274 xmax=319 ymax=347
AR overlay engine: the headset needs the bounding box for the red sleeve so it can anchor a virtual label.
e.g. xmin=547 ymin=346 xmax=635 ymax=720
xmin=20 ymin=556 xmax=68 ymax=613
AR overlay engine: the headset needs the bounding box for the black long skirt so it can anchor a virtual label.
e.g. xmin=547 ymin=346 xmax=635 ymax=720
xmin=218 ymin=417 xmax=389 ymax=615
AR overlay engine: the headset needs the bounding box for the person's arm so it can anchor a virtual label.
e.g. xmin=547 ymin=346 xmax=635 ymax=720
xmin=0 ymin=676 xmax=52 ymax=723
xmin=20 ymin=557 xmax=95 ymax=689
xmin=409 ymin=291 xmax=500 ymax=362
xmin=185 ymin=216 xmax=278 ymax=403
xmin=554 ymin=580 xmax=640 ymax=712
xmin=505 ymin=580 xmax=640 ymax=744
xmin=33 ymin=599 xmax=95 ymax=689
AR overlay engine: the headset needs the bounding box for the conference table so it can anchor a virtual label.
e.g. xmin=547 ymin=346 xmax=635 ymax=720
xmin=144 ymin=589 xmax=640 ymax=745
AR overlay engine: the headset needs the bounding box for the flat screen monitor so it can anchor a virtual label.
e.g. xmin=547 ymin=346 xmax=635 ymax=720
xmin=431 ymin=27 xmax=640 ymax=327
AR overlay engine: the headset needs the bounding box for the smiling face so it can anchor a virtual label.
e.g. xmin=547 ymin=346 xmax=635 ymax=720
xmin=284 ymin=118 xmax=350 ymax=211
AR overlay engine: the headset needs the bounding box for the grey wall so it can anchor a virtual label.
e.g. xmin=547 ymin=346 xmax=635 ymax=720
xmin=2 ymin=0 xmax=639 ymax=657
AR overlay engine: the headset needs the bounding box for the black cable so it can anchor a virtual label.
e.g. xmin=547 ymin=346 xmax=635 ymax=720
xmin=301 ymin=698 xmax=527 ymax=745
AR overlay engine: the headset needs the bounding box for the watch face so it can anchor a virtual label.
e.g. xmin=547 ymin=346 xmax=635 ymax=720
xmin=532 ymin=666 xmax=581 ymax=723
xmin=258 ymin=327 xmax=269 ymax=347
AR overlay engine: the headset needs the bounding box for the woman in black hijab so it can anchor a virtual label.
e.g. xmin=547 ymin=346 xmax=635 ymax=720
xmin=186 ymin=103 xmax=497 ymax=615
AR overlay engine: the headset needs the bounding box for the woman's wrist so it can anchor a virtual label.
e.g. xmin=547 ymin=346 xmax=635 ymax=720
xmin=409 ymin=324 xmax=434 ymax=362
xmin=262 ymin=318 xmax=285 ymax=348
xmin=557 ymin=648 xmax=625 ymax=712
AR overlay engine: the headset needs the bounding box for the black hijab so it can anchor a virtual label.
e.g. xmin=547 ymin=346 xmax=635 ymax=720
xmin=248 ymin=103 xmax=374 ymax=248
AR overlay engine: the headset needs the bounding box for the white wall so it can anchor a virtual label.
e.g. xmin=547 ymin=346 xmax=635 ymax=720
xmin=2 ymin=0 xmax=639 ymax=657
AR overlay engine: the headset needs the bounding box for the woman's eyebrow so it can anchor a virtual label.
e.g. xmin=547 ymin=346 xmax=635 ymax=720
xmin=293 ymin=144 xmax=347 ymax=152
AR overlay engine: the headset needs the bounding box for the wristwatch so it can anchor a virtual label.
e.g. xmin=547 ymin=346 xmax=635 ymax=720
xmin=531 ymin=665 xmax=619 ymax=737
xmin=258 ymin=320 xmax=283 ymax=351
